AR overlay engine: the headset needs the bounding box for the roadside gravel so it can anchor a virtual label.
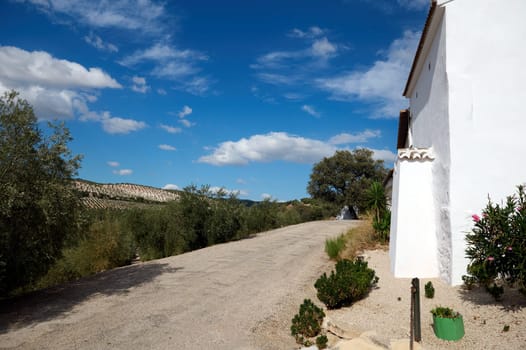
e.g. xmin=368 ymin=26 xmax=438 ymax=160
xmin=326 ymin=249 xmax=526 ymax=349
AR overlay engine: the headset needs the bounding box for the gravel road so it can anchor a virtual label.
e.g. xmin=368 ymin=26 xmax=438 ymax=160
xmin=0 ymin=220 xmax=359 ymax=350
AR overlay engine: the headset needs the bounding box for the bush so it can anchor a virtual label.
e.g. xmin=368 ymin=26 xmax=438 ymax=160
xmin=291 ymin=299 xmax=325 ymax=345
xmin=325 ymin=234 xmax=346 ymax=260
xmin=464 ymin=185 xmax=526 ymax=298
xmin=316 ymin=334 xmax=328 ymax=349
xmin=372 ymin=209 xmax=391 ymax=243
xmin=430 ymin=306 xmax=460 ymax=319
xmin=315 ymin=258 xmax=378 ymax=309
xmin=36 ymin=214 xmax=135 ymax=289
xmin=425 ymin=281 xmax=435 ymax=299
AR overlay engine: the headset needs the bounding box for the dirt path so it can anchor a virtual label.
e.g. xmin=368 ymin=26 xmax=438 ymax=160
xmin=0 ymin=220 xmax=359 ymax=350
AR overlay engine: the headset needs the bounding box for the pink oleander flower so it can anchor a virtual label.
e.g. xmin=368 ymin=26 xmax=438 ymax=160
xmin=487 ymin=256 xmax=495 ymax=261
xmin=472 ymin=214 xmax=481 ymax=222
xmin=507 ymin=246 xmax=513 ymax=251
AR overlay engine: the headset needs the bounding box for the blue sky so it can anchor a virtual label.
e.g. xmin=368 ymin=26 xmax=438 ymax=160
xmin=0 ymin=0 xmax=429 ymax=201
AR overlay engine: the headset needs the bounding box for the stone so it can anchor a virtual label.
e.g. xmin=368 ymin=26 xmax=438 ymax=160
xmin=322 ymin=317 xmax=361 ymax=340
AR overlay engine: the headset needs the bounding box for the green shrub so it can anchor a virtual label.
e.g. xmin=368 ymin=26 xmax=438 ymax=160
xmin=486 ymin=283 xmax=504 ymax=301
xmin=425 ymin=281 xmax=435 ymax=299
xmin=291 ymin=299 xmax=325 ymax=345
xmin=372 ymin=209 xmax=391 ymax=243
xmin=464 ymin=185 xmax=526 ymax=299
xmin=316 ymin=334 xmax=328 ymax=349
xmin=36 ymin=215 xmax=135 ymax=289
xmin=325 ymin=234 xmax=346 ymax=260
xmin=430 ymin=306 xmax=460 ymax=319
xmin=315 ymin=258 xmax=379 ymax=309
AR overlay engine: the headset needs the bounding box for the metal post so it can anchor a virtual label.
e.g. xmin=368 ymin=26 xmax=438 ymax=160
xmin=412 ymin=278 xmax=422 ymax=342
xmin=410 ymin=283 xmax=414 ymax=350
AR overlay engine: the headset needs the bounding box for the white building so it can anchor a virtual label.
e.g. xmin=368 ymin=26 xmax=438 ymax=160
xmin=389 ymin=0 xmax=526 ymax=285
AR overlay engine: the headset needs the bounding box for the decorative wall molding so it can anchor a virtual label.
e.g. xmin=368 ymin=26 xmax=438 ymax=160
xmin=398 ymin=147 xmax=435 ymax=161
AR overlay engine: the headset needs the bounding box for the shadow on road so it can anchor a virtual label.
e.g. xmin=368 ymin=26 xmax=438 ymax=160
xmin=0 ymin=262 xmax=181 ymax=333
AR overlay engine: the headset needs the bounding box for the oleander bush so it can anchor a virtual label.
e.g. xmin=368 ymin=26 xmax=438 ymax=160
xmin=464 ymin=185 xmax=526 ymax=299
xmin=315 ymin=258 xmax=379 ymax=309
xmin=290 ymin=299 xmax=325 ymax=346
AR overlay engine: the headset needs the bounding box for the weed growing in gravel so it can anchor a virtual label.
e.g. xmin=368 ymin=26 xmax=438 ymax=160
xmin=290 ymin=299 xmax=325 ymax=346
xmin=425 ymin=281 xmax=435 ymax=298
xmin=316 ymin=334 xmax=328 ymax=349
xmin=325 ymin=234 xmax=346 ymax=260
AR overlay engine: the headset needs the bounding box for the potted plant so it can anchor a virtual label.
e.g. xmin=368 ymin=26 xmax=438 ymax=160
xmin=430 ymin=306 xmax=465 ymax=341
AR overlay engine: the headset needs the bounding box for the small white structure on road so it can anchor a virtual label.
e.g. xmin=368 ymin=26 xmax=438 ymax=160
xmin=390 ymin=0 xmax=526 ymax=285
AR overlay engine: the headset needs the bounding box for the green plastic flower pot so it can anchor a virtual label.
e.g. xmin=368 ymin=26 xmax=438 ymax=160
xmin=432 ymin=315 xmax=465 ymax=341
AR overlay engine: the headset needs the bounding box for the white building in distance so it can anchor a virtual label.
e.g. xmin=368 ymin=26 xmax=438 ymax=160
xmin=389 ymin=0 xmax=526 ymax=285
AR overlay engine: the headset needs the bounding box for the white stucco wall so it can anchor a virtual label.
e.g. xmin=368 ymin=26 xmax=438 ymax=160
xmin=444 ymin=0 xmax=526 ymax=285
xmin=390 ymin=151 xmax=438 ymax=278
xmin=398 ymin=0 xmax=526 ymax=285
xmin=405 ymin=12 xmax=452 ymax=282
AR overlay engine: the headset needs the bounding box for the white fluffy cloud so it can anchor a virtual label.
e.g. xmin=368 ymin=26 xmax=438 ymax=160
xmin=311 ymin=37 xmax=337 ymax=58
xmin=329 ymin=129 xmax=381 ymax=144
xmin=198 ymin=132 xmax=337 ymax=166
xmin=253 ymin=35 xmax=339 ymax=71
xmin=84 ymin=33 xmax=118 ymax=52
xmin=101 ymin=116 xmax=146 ymax=134
xmin=131 ymin=76 xmax=149 ymax=93
xmin=288 ymin=26 xmax=325 ymax=39
xmin=0 ymin=45 xmax=140 ymax=131
xmin=179 ymin=119 xmax=193 ymax=128
xmin=158 ymin=144 xmax=176 ymax=151
xmin=113 ymin=169 xmax=133 ymax=175
xmin=316 ymin=30 xmax=420 ymax=118
xmin=301 ymin=105 xmax=321 ymax=117
xmin=24 ymin=0 xmax=167 ymax=34
xmin=0 ymin=46 xmax=120 ymax=89
xmin=160 ymin=124 xmax=181 ymax=134
xmin=198 ymin=131 xmax=396 ymax=166
xmin=163 ymin=184 xmax=180 ymax=190
xmin=107 ymin=161 xmax=120 ymax=167
xmin=77 ymin=106 xmax=146 ymax=134
xmin=369 ymin=148 xmax=397 ymax=163
xmin=251 ymin=27 xmax=343 ymax=101
xmin=120 ymin=43 xmax=207 ymax=67
xmin=178 ymin=105 xmax=192 ymax=118
xmin=120 ymin=43 xmax=210 ymax=95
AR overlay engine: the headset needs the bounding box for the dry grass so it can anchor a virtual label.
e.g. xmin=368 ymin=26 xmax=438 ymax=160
xmin=339 ymin=215 xmax=387 ymax=260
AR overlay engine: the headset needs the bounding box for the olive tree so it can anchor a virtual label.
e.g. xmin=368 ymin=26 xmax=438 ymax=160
xmin=0 ymin=91 xmax=82 ymax=295
xmin=307 ymin=149 xmax=387 ymax=214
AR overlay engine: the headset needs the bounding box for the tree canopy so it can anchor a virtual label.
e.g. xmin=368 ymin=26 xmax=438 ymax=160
xmin=0 ymin=91 xmax=82 ymax=295
xmin=307 ymin=149 xmax=387 ymax=214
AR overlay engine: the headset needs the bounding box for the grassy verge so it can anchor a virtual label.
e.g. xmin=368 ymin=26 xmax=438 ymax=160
xmin=339 ymin=215 xmax=385 ymax=260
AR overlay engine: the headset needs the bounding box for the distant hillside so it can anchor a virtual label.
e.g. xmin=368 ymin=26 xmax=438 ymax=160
xmin=74 ymin=179 xmax=180 ymax=209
